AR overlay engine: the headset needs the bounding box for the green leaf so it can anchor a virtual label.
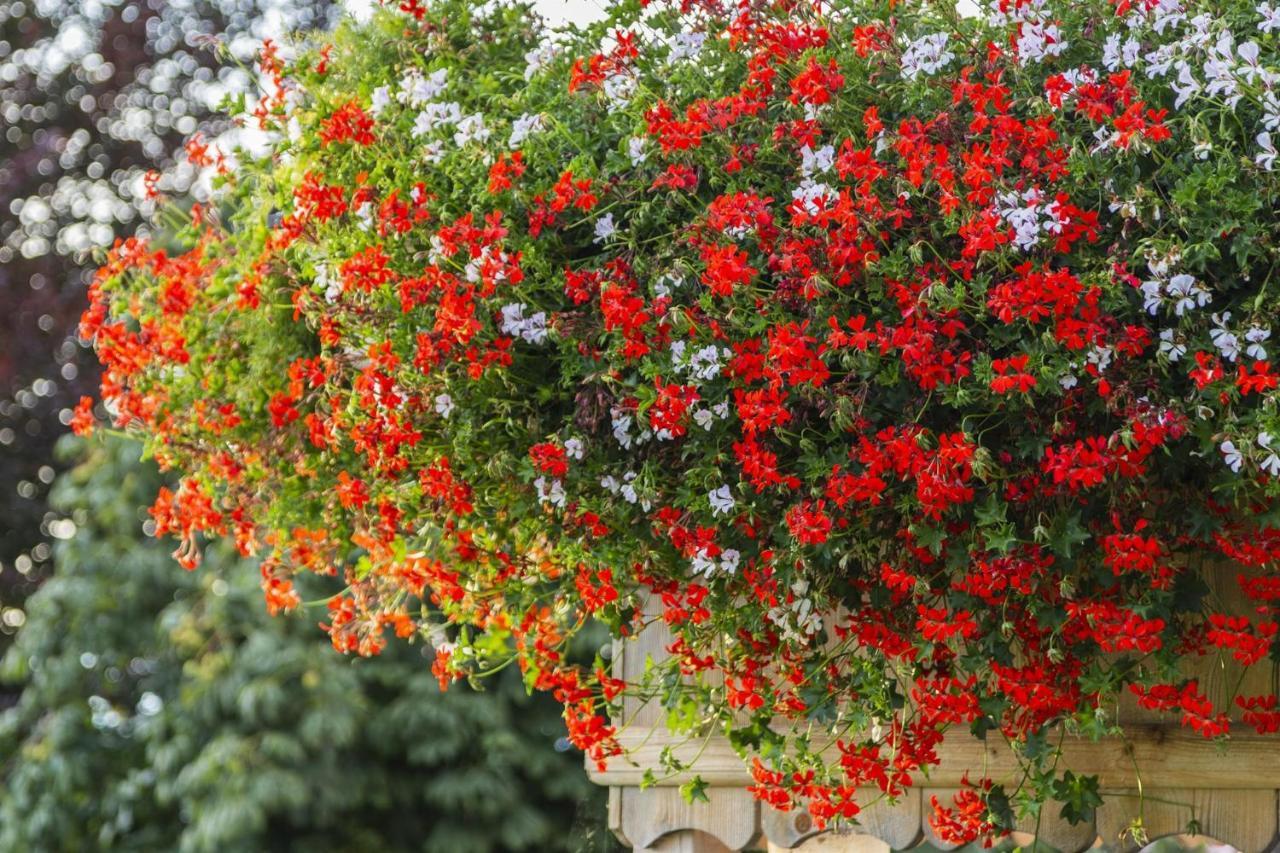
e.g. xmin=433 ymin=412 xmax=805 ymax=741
xmin=1053 ymin=771 xmax=1103 ymax=825
xmin=679 ymin=775 xmax=710 ymax=805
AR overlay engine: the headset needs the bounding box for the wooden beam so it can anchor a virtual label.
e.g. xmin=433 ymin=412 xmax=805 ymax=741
xmin=589 ymin=725 xmax=1280 ymax=789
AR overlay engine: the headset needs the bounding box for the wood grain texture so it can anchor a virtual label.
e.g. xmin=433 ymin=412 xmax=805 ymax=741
xmin=760 ymin=790 xmax=922 ymax=850
xmin=591 ymin=726 xmax=1280 ymax=789
xmin=769 ymin=833 xmax=894 ymax=853
xmin=1094 ymin=788 xmax=1278 ymax=851
xmin=619 ymin=786 xmax=759 ymax=852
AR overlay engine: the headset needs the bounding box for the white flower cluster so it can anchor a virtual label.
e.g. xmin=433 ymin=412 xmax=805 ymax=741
xmin=452 ymin=113 xmax=490 ymax=147
xmin=669 ymin=340 xmax=727 ymax=383
xmin=593 ymin=213 xmax=620 ymax=244
xmin=610 ymin=405 xmax=653 ymax=450
xmin=602 ymin=73 xmax=637 ymax=113
xmin=399 ymin=68 xmax=450 ymax=107
xmin=1207 ymin=312 xmax=1270 ymax=362
xmin=535 ymin=476 xmax=566 ymax=507
xmin=651 ymin=273 xmax=683 ymax=299
xmin=524 ymin=43 xmax=559 ymax=80
xmin=766 ymin=579 xmax=824 ymax=644
xmin=508 ymin=112 xmax=544 ymax=148
xmin=1222 ymin=433 xmax=1280 ymax=476
xmin=499 ymin=303 xmax=549 ymax=345
xmin=994 ymin=187 xmax=1071 ymax=252
xmin=628 ymin=136 xmax=649 ymax=166
xmin=411 ymin=102 xmax=463 ymax=138
xmin=463 ymin=246 xmax=516 ymax=285
xmin=708 ymin=484 xmax=735 ymax=516
xmin=900 ymin=32 xmax=954 ymax=81
xmin=691 ymin=545 xmax=740 ymax=576
xmin=987 ymin=0 xmax=1069 ymax=65
xmin=669 ymin=32 xmax=707 ymax=62
xmin=601 ymin=471 xmax=652 ymax=511
xmin=691 ymin=400 xmax=731 ymax=431
xmin=369 ymin=85 xmax=393 ymax=117
xmin=1015 ymin=21 xmax=1068 ymax=65
xmin=1105 ymin=4 xmax=1280 ymax=166
xmin=1140 ymin=257 xmax=1212 ymax=318
xmin=1103 ymin=33 xmax=1143 ymax=72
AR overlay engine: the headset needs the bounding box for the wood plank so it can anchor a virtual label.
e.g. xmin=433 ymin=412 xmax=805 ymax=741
xmin=591 ymin=727 xmax=1280 ymax=790
xmin=768 ymin=834 xmax=894 ymax=853
xmin=1094 ymin=788 xmax=1278 ymax=851
xmin=759 ymin=789 xmax=921 ymax=850
xmin=619 ymin=786 xmax=759 ymax=852
xmin=1119 ymin=559 xmax=1276 ymax=727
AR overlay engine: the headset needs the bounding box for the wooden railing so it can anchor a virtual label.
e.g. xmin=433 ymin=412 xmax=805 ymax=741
xmin=589 ymin=565 xmax=1279 ymax=852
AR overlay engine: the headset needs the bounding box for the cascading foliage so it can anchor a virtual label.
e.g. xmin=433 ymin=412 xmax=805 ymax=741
xmin=78 ymin=0 xmax=1280 ymax=841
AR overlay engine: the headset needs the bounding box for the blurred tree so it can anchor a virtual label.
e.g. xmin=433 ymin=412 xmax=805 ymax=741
xmin=0 ymin=435 xmax=614 ymax=852
xmin=0 ymin=0 xmax=338 ymax=696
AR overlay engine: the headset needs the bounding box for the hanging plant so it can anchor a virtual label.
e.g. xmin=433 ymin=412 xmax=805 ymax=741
xmin=77 ymin=0 xmax=1280 ymax=842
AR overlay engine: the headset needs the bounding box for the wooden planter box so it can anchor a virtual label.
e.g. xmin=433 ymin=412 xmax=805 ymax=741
xmin=589 ymin=568 xmax=1280 ymax=852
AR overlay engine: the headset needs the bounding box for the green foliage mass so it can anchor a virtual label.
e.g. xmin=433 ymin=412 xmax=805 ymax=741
xmin=0 ymin=436 xmax=613 ymax=853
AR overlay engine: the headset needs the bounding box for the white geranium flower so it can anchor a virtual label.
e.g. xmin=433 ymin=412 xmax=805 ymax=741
xmin=1145 ymin=44 xmax=1178 ymax=78
xmin=509 ymin=113 xmax=543 ymax=148
xmin=524 ymin=44 xmax=558 ymax=80
xmin=354 ymin=201 xmax=374 ymax=231
xmin=800 ymin=144 xmax=835 ymax=176
xmin=628 ymin=136 xmax=648 ymax=166
xmin=1259 ymin=433 xmax=1280 ymax=476
xmin=1122 ymin=37 xmax=1141 ymax=67
xmin=565 ymin=437 xmax=585 ymax=460
xmin=620 ymin=472 xmax=650 ymax=511
xmin=535 ymin=477 xmax=566 ymax=507
xmin=1211 ymin=313 xmax=1241 ymax=361
xmin=1239 ymin=41 xmax=1265 ymax=84
xmin=1166 ymin=273 xmax=1211 ymax=316
xmin=593 ymin=213 xmax=618 ymax=244
xmin=791 ymin=179 xmax=834 ymax=216
xmin=453 ymin=113 xmax=490 ymax=147
xmin=708 ymin=485 xmax=735 ymax=516
xmin=1159 ymin=329 xmax=1187 ymax=362
xmin=1015 ymin=21 xmax=1067 ymax=65
xmin=1246 ymin=326 xmax=1272 ymax=360
xmin=1102 ymin=34 xmax=1123 ymax=71
xmin=1141 ymin=279 xmax=1164 ymax=315
xmin=1261 ymin=1 xmax=1280 ymax=33
xmin=1171 ymin=62 xmax=1201 ymax=110
xmin=500 ymin=303 xmax=548 ymax=345
xmin=691 ymin=547 xmax=718 ymax=576
xmin=670 ymin=32 xmax=706 ymax=62
xmin=1258 ymin=131 xmax=1279 ymax=171
xmin=434 ymin=393 xmax=454 ymax=418
xmin=901 ymin=32 xmax=954 ymax=80
xmin=317 ymin=264 xmax=340 ymax=303
xmin=422 ymin=140 xmax=445 ymax=164
xmin=611 ymin=411 xmax=633 ymax=449
xmin=1264 ymin=92 xmax=1280 ymax=131
xmin=602 ymin=73 xmax=636 ymax=111
xmin=369 ymin=85 xmax=392 ymax=117
xmin=1221 ymin=440 xmax=1245 ymax=474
